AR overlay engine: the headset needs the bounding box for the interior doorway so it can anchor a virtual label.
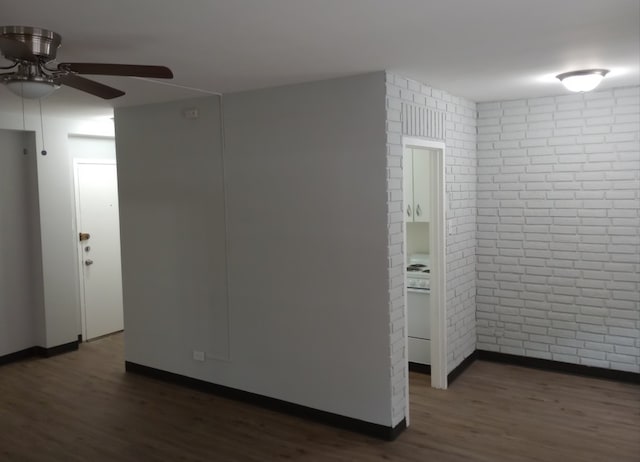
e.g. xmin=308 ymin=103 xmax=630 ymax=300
xmin=402 ymin=137 xmax=447 ymax=398
xmin=73 ymin=159 xmax=124 ymax=340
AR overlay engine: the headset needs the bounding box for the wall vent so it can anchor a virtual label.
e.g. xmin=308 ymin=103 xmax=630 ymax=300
xmin=401 ymin=103 xmax=446 ymax=140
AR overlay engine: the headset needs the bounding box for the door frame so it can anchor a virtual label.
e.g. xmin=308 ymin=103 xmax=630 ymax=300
xmin=72 ymin=158 xmax=118 ymax=341
xmin=402 ymin=137 xmax=447 ymax=399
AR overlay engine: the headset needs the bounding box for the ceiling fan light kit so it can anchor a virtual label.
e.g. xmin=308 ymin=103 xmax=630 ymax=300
xmin=5 ymin=78 xmax=59 ymax=98
xmin=0 ymin=25 xmax=173 ymax=99
xmin=556 ymin=68 xmax=609 ymax=93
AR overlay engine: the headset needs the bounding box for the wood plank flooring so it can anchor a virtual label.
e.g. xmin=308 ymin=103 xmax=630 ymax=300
xmin=1 ymin=333 xmax=638 ymax=462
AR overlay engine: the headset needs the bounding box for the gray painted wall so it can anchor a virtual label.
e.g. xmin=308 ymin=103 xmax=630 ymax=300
xmin=116 ymin=96 xmax=230 ymax=366
xmin=223 ymin=72 xmax=391 ymax=424
xmin=0 ymin=129 xmax=44 ymax=355
xmin=115 ymin=72 xmax=393 ymax=426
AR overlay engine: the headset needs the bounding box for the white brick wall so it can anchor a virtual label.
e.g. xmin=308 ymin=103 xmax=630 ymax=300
xmin=477 ymin=86 xmax=640 ymax=373
xmin=386 ymin=72 xmax=477 ymax=424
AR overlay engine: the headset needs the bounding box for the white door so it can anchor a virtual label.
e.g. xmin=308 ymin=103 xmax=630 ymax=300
xmin=403 ymin=148 xmax=414 ymax=221
xmin=75 ymin=161 xmax=124 ymax=340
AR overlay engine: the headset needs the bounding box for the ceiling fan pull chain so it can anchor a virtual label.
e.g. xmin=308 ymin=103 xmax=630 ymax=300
xmin=21 ymin=83 xmax=27 ymax=155
xmin=39 ymin=98 xmax=47 ymax=155
xmin=21 ymin=82 xmax=25 ymax=131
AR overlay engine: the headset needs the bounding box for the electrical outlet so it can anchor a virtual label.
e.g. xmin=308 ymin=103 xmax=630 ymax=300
xmin=193 ymin=350 xmax=205 ymax=362
xmin=183 ymin=108 xmax=199 ymax=119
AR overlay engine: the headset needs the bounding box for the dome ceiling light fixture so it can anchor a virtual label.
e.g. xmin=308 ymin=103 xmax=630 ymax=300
xmin=556 ymin=69 xmax=609 ymax=93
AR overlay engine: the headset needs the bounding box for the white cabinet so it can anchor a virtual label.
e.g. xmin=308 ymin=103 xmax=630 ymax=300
xmin=403 ymin=148 xmax=431 ymax=222
xmin=408 ymin=337 xmax=431 ymax=365
xmin=412 ymin=151 xmax=431 ymax=222
xmin=407 ymin=289 xmax=431 ymax=365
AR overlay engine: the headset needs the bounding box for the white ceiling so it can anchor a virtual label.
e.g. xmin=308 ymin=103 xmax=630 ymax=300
xmin=1 ymin=0 xmax=638 ymax=119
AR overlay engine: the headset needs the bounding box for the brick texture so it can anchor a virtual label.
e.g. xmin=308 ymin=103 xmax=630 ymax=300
xmin=386 ymin=72 xmax=477 ymax=424
xmin=476 ymin=86 xmax=640 ymax=373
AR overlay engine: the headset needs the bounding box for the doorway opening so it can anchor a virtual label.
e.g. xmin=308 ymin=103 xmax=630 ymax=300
xmin=72 ymin=137 xmax=124 ymax=342
xmin=402 ymin=137 xmax=447 ymax=407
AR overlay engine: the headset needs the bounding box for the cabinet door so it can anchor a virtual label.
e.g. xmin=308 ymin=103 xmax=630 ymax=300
xmin=403 ymin=148 xmax=414 ymax=222
xmin=407 ymin=290 xmax=431 ymax=339
xmin=412 ymin=149 xmax=431 ymax=222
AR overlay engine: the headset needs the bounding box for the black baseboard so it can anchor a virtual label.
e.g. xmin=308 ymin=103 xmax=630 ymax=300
xmin=447 ymin=350 xmax=478 ymax=386
xmin=35 ymin=340 xmax=79 ymax=358
xmin=388 ymin=417 xmax=407 ymax=441
xmin=477 ymin=350 xmax=640 ymax=384
xmin=0 ymin=340 xmax=79 ymax=366
xmin=0 ymin=346 xmax=38 ymax=366
xmin=408 ymin=362 xmax=431 ymax=375
xmin=125 ymin=361 xmax=406 ymax=441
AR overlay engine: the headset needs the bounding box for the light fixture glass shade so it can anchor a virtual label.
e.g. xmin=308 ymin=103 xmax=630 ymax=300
xmin=556 ymin=69 xmax=609 ymax=92
xmin=5 ymin=80 xmax=59 ymax=99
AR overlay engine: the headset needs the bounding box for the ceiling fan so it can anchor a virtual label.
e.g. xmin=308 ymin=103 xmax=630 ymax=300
xmin=0 ymin=25 xmax=173 ymax=99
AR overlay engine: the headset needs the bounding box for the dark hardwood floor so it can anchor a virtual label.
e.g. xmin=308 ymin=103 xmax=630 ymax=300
xmin=1 ymin=333 xmax=638 ymax=461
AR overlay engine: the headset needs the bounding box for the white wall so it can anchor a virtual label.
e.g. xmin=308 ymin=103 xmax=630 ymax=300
xmin=68 ymin=135 xmax=116 ymax=160
xmin=476 ymin=86 xmax=640 ymax=373
xmin=385 ymin=72 xmax=477 ymax=424
xmin=0 ymin=107 xmax=114 ymax=350
xmin=0 ymin=129 xmax=44 ymax=355
xmin=116 ymin=72 xmax=394 ymax=426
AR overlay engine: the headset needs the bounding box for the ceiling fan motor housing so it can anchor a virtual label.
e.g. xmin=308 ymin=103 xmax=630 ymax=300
xmin=0 ymin=26 xmax=61 ymax=61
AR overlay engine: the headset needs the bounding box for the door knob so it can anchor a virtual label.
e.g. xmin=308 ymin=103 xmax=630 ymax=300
xmin=85 ymin=259 xmax=94 ymax=266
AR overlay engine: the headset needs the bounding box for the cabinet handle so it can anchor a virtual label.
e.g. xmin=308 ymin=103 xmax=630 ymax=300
xmin=407 ymin=205 xmax=412 ymax=217
xmin=416 ymin=204 xmax=421 ymax=216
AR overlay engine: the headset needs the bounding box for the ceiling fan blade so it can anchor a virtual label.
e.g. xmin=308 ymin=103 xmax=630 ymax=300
xmin=58 ymin=63 xmax=173 ymax=78
xmin=0 ymin=36 xmax=36 ymax=61
xmin=55 ymin=74 xmax=125 ymax=99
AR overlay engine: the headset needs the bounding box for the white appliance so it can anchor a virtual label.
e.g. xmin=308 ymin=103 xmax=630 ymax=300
xmin=407 ymin=253 xmax=431 ymax=291
xmin=407 ymin=253 xmax=431 ymax=366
